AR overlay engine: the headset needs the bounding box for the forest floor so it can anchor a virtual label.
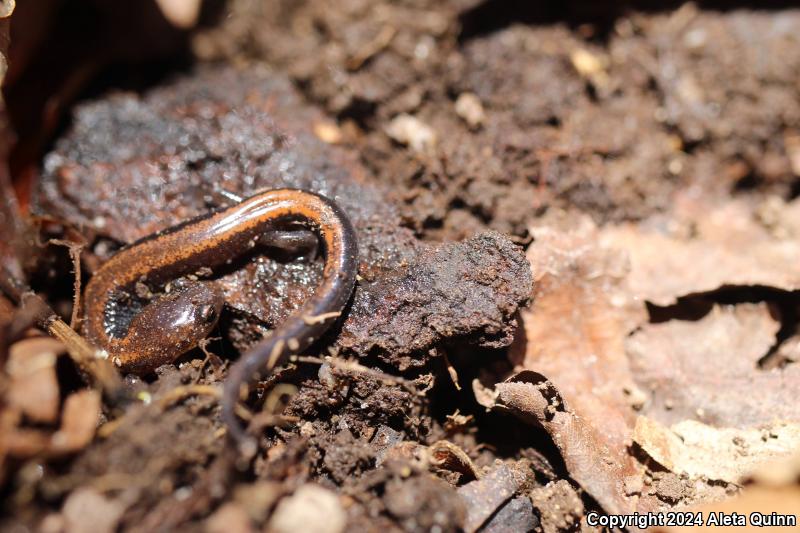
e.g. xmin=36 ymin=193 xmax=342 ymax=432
xmin=2 ymin=1 xmax=800 ymax=532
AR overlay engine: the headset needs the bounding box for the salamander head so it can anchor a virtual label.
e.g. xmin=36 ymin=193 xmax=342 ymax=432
xmin=114 ymin=280 xmax=224 ymax=374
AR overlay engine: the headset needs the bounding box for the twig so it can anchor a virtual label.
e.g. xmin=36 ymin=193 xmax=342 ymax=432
xmin=156 ymin=384 xmax=221 ymax=409
xmin=292 ymin=354 xmax=424 ymax=396
xmin=302 ymin=310 xmax=342 ymax=325
xmin=441 ymin=351 xmax=461 ymax=391
xmin=48 ymin=238 xmax=85 ymax=330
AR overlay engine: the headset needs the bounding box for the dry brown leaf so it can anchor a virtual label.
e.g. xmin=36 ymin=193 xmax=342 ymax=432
xmin=655 ymin=453 xmax=800 ymax=532
xmin=5 ymin=337 xmax=63 ymax=424
xmin=49 ymin=389 xmax=101 ymax=455
xmin=772 ymin=333 xmax=800 ymax=367
xmin=634 ymin=417 xmax=800 ymax=484
xmin=0 ymin=407 xmax=15 ymax=482
xmin=659 ymin=486 xmax=800 ymax=532
xmin=3 ymin=389 xmax=101 ymax=458
xmin=627 ymin=303 xmax=798 ymax=427
xmin=750 ymin=453 xmax=800 ymax=487
xmin=599 ymin=200 xmax=800 ymax=306
xmin=430 ymin=440 xmax=479 ymax=482
xmin=490 ymin=371 xmax=638 ymax=515
xmin=508 ymin=217 xmax=646 ymax=513
xmin=512 ymin=207 xmax=800 ymax=515
xmin=3 ymin=424 xmax=49 ymax=457
xmin=518 ymin=216 xmax=644 ymax=451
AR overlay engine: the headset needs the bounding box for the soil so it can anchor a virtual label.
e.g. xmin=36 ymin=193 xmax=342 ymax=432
xmin=2 ymin=1 xmax=800 ymax=532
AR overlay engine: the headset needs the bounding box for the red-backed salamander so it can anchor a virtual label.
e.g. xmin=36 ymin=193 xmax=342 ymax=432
xmin=83 ymin=189 xmax=358 ymax=449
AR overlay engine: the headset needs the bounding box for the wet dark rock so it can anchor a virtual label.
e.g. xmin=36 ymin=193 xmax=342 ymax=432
xmin=336 ymin=231 xmax=532 ymax=369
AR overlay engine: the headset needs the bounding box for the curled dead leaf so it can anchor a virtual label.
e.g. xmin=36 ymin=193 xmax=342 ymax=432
xmin=489 ymin=370 xmax=637 ymax=515
xmin=429 ymin=440 xmax=479 ymax=482
xmin=6 ymin=337 xmax=63 ymax=424
xmin=1 ymin=389 xmax=100 ymax=459
xmin=49 ymin=389 xmax=101 ymax=455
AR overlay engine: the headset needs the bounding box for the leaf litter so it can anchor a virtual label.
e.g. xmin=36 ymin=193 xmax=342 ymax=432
xmin=3 ymin=1 xmax=800 ymax=531
xmin=494 ymin=195 xmax=800 ymax=515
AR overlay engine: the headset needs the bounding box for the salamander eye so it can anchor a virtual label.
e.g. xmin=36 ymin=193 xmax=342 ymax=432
xmin=198 ymin=303 xmax=218 ymax=323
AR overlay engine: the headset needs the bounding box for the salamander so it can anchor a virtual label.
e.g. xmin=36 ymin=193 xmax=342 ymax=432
xmin=83 ymin=188 xmax=358 ymax=446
